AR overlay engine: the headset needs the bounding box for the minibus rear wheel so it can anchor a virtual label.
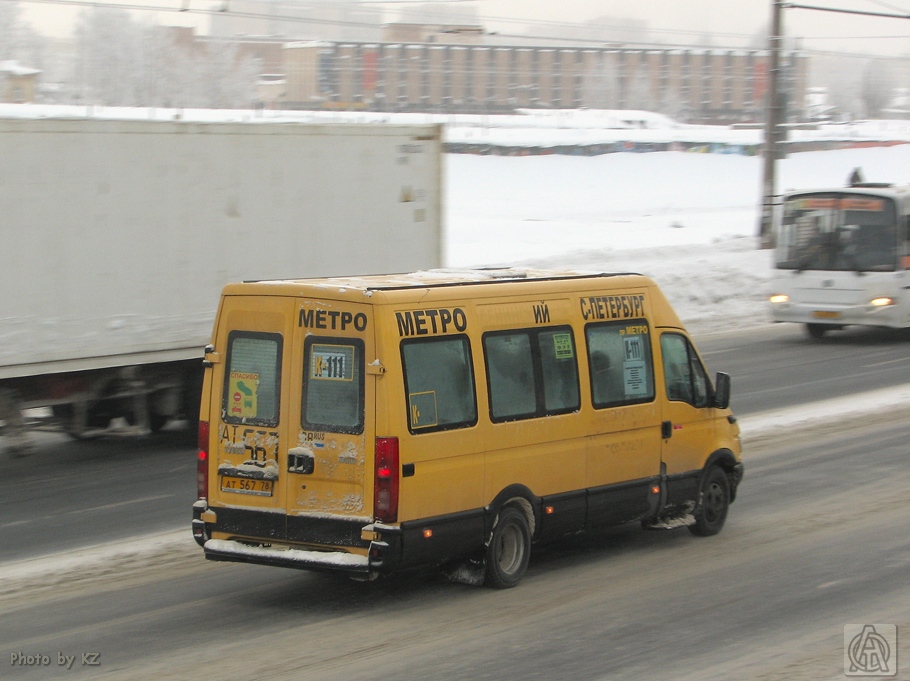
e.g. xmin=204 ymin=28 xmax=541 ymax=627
xmin=485 ymin=506 xmax=531 ymax=589
xmin=689 ymin=466 xmax=730 ymax=537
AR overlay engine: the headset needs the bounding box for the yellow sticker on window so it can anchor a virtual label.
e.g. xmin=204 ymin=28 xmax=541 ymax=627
xmin=311 ymin=345 xmax=355 ymax=381
xmin=409 ymin=391 xmax=438 ymax=429
xmin=228 ymin=372 xmax=258 ymax=419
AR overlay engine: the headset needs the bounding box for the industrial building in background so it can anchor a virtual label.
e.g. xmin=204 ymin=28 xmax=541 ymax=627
xmin=224 ymin=24 xmax=807 ymax=123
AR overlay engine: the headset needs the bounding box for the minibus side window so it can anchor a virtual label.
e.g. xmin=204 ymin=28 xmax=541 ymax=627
xmin=485 ymin=332 xmax=536 ymax=420
xmin=484 ymin=326 xmax=580 ymax=423
xmin=585 ymin=321 xmax=655 ymax=408
xmin=222 ymin=331 xmax=282 ymax=427
xmin=660 ymin=333 xmax=710 ymax=408
xmin=538 ymin=329 xmax=581 ymax=413
xmin=401 ymin=335 xmax=477 ymax=433
xmin=302 ymin=337 xmax=365 ymax=434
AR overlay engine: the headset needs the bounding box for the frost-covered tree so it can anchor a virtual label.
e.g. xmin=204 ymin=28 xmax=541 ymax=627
xmin=0 ymin=2 xmax=22 ymax=59
xmin=74 ymin=8 xmax=146 ymax=106
xmin=0 ymin=2 xmax=48 ymax=72
xmin=73 ymin=7 xmax=258 ymax=108
xmin=625 ymin=67 xmax=654 ymax=111
xmin=581 ymin=60 xmax=620 ymax=110
xmin=861 ymin=59 xmax=894 ymax=119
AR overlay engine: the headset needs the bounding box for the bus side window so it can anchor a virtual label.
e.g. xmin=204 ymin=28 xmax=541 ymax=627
xmin=537 ymin=329 xmax=580 ymax=413
xmin=485 ymin=332 xmax=537 ymax=421
xmin=585 ymin=321 xmax=655 ymax=408
xmin=660 ymin=333 xmax=710 ymax=408
xmin=401 ymin=336 xmax=477 ymax=433
xmin=483 ymin=326 xmax=580 ymax=423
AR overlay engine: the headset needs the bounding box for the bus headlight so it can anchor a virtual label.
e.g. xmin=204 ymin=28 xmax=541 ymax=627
xmin=769 ymin=294 xmax=789 ymax=304
xmin=869 ymin=296 xmax=895 ymax=307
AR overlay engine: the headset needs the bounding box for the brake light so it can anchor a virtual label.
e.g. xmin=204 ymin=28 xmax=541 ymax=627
xmin=197 ymin=420 xmax=210 ymax=500
xmin=374 ymin=437 xmax=399 ymax=523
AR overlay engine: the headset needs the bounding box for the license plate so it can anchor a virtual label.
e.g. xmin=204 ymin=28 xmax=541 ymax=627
xmin=812 ymin=310 xmax=841 ymax=319
xmin=220 ymin=476 xmax=274 ymax=496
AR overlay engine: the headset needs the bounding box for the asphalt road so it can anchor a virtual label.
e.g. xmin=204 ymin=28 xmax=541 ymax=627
xmin=0 ymin=323 xmax=907 ymax=562
xmin=2 ymin=420 xmax=907 ymax=680
xmin=696 ymin=323 xmax=910 ymax=415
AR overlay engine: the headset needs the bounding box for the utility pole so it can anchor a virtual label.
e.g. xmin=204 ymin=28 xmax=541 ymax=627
xmin=759 ymin=0 xmax=784 ymax=249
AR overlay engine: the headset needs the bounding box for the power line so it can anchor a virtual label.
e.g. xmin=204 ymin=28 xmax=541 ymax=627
xmin=6 ymin=0 xmax=764 ymax=43
xmin=785 ymin=2 xmax=910 ymax=19
xmin=862 ymin=0 xmax=910 ymax=14
xmin=7 ymin=0 xmax=910 ymax=60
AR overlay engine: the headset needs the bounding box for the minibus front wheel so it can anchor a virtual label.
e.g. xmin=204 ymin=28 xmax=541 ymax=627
xmin=484 ymin=506 xmax=531 ymax=589
xmin=689 ymin=466 xmax=730 ymax=537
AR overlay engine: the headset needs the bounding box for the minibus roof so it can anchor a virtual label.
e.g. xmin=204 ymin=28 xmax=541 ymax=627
xmin=238 ymin=268 xmax=644 ymax=292
xmin=221 ymin=268 xmax=683 ymax=329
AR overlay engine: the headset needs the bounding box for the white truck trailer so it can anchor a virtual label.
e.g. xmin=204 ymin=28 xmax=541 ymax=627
xmin=0 ymin=117 xmax=443 ymax=453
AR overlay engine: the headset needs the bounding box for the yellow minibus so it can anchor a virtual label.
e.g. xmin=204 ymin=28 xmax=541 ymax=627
xmin=192 ymin=269 xmax=743 ymax=588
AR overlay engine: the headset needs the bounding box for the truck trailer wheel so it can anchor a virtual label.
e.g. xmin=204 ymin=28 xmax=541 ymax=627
xmin=689 ymin=466 xmax=730 ymax=537
xmin=484 ymin=506 xmax=531 ymax=588
xmin=52 ymin=404 xmax=109 ymax=440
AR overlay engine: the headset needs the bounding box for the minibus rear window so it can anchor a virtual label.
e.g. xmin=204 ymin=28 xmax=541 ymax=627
xmin=401 ymin=335 xmax=477 ymax=433
xmin=302 ymin=337 xmax=365 ymax=434
xmin=222 ymin=331 xmax=282 ymax=427
xmin=585 ymin=321 xmax=655 ymax=408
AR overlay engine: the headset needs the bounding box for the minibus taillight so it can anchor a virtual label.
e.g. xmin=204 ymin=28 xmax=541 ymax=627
xmin=374 ymin=437 xmax=399 ymax=523
xmin=197 ymin=420 xmax=210 ymax=500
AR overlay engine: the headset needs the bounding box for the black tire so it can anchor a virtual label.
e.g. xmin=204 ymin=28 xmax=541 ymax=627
xmin=805 ymin=323 xmax=827 ymax=340
xmin=52 ymin=404 xmax=106 ymax=440
xmin=484 ymin=506 xmax=531 ymax=589
xmin=149 ymin=410 xmax=169 ymax=433
xmin=689 ymin=466 xmax=730 ymax=537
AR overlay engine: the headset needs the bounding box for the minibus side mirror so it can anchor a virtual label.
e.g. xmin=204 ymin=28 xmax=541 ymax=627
xmin=713 ymin=372 xmax=731 ymax=410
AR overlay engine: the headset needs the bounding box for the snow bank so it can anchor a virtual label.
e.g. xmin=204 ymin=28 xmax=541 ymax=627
xmin=446 ymin=143 xmax=910 ymax=334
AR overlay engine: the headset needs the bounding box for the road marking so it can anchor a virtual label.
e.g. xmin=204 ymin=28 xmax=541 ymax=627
xmin=64 ymin=494 xmax=174 ymax=516
xmin=0 ymin=520 xmax=30 ymax=529
xmin=862 ymin=357 xmax=909 ymax=368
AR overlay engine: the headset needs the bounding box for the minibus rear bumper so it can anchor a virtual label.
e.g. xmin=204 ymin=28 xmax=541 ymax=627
xmin=192 ymin=501 xmax=403 ymax=576
xmin=203 ymin=538 xmax=373 ymax=576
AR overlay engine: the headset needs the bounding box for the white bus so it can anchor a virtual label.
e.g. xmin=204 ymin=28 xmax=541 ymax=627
xmin=769 ymin=182 xmax=910 ymax=338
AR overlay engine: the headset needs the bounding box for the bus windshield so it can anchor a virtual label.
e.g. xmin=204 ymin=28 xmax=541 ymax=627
xmin=776 ymin=193 xmax=898 ymax=272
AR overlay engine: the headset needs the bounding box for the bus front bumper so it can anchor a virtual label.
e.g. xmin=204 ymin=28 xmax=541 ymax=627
xmin=770 ymin=301 xmax=905 ymax=328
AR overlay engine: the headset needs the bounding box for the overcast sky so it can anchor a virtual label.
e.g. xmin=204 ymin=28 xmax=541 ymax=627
xmin=18 ymin=0 xmax=910 ymax=56
xmin=484 ymin=0 xmax=910 ymax=55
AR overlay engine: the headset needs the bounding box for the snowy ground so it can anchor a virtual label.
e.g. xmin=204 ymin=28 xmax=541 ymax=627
xmin=445 ymin=143 xmax=910 ymax=334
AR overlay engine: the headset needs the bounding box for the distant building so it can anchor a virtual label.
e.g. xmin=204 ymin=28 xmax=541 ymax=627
xmin=0 ymin=61 xmax=41 ymax=103
xmin=186 ymin=20 xmax=810 ymax=121
xmin=280 ymin=40 xmax=807 ymax=123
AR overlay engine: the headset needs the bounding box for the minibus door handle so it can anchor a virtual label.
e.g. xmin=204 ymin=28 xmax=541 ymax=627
xmin=661 ymin=420 xmax=672 ymax=439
